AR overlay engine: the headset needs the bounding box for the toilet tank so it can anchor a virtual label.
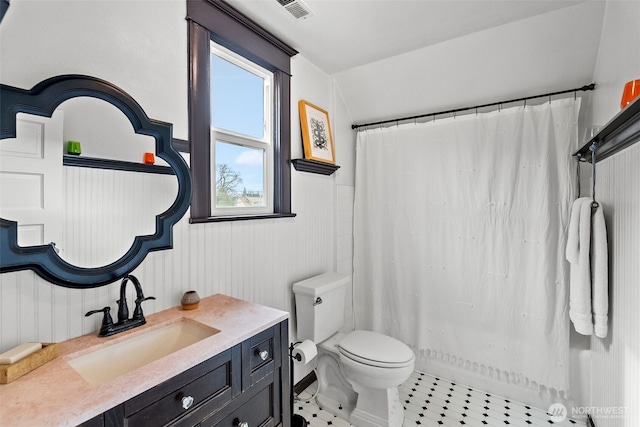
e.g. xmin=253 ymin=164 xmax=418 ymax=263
xmin=292 ymin=272 xmax=350 ymax=343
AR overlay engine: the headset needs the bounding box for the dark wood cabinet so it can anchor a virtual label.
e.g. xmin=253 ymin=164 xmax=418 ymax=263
xmin=81 ymin=320 xmax=289 ymax=427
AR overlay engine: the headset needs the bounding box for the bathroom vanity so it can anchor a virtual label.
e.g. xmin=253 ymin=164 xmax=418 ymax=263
xmin=0 ymin=294 xmax=290 ymax=427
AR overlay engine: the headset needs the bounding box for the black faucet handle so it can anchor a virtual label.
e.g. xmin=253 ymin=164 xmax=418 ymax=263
xmin=85 ymin=307 xmax=115 ymax=337
xmin=132 ymin=295 xmax=155 ymax=321
xmin=85 ymin=306 xmax=112 ymax=319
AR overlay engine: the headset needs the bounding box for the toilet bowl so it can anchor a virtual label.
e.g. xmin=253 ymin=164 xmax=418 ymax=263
xmin=339 ymin=330 xmax=415 ymax=389
xmin=293 ymin=273 xmax=415 ymax=427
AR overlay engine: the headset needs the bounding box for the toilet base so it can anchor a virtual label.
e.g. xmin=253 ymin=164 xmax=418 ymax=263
xmin=349 ymin=385 xmax=404 ymax=427
xmin=316 ymin=392 xmax=356 ymax=420
xmin=315 ymin=353 xmax=357 ymax=419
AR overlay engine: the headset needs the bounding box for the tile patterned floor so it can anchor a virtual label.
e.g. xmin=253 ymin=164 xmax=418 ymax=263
xmin=294 ymin=371 xmax=586 ymax=427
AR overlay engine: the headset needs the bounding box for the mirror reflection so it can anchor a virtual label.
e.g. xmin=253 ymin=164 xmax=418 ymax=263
xmin=0 ymin=97 xmax=178 ymax=268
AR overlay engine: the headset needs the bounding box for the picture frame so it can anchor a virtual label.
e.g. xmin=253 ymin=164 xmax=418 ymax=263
xmin=298 ymin=100 xmax=335 ymax=164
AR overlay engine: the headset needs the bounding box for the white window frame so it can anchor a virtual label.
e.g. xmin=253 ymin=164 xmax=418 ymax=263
xmin=209 ymin=42 xmax=274 ymax=217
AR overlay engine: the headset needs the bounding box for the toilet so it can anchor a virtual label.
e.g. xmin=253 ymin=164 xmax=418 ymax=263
xmin=293 ymin=273 xmax=415 ymax=427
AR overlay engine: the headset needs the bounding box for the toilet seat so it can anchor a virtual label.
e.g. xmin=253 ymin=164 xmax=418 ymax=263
xmin=337 ymin=330 xmax=415 ymax=368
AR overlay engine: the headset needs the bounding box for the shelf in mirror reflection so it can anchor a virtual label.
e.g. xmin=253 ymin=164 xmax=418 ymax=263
xmin=63 ymin=155 xmax=174 ymax=174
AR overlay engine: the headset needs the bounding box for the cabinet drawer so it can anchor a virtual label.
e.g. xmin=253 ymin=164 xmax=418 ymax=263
xmin=250 ymin=327 xmax=274 ymax=372
xmin=218 ymin=385 xmax=274 ymax=427
xmin=200 ymin=376 xmax=276 ymax=427
xmin=124 ymin=348 xmax=236 ymax=427
xmin=242 ymin=325 xmax=281 ymax=388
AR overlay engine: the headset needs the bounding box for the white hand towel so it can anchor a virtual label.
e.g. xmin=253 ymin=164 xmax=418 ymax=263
xmin=568 ymin=198 xmax=594 ymax=335
xmin=566 ymin=197 xmax=591 ymax=264
xmin=591 ymin=204 xmax=609 ymax=338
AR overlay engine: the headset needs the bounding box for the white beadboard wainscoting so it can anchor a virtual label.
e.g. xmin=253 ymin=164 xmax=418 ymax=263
xmin=0 ymin=166 xmax=344 ymax=352
xmin=61 ymin=166 xmax=178 ymax=268
xmin=589 ymin=141 xmax=640 ymax=427
xmin=336 ymin=184 xmax=355 ymax=333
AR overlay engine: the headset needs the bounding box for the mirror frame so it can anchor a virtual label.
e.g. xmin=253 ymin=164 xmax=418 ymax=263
xmin=0 ymin=75 xmax=191 ymax=288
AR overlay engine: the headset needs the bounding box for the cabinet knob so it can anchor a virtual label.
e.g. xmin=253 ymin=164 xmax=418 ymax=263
xmin=258 ymin=350 xmax=269 ymax=361
xmin=234 ymin=419 xmax=249 ymax=427
xmin=181 ymin=395 xmax=194 ymax=410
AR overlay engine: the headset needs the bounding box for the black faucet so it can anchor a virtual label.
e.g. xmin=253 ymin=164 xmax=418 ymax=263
xmin=86 ymin=275 xmax=156 ymax=337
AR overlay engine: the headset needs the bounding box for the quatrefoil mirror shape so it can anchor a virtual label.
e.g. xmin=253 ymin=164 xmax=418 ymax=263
xmin=0 ymin=75 xmax=191 ymax=288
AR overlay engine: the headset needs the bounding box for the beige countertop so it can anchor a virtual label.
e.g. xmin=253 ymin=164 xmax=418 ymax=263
xmin=0 ymin=294 xmax=289 ymax=427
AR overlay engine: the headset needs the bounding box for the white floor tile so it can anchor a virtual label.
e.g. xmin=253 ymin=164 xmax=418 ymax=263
xmin=294 ymin=370 xmax=587 ymax=427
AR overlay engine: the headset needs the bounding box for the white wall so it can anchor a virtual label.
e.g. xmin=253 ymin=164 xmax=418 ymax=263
xmin=585 ymin=2 xmax=640 ymax=426
xmin=0 ymin=0 xmax=356 ymax=388
xmin=0 ymin=0 xmax=189 ymax=140
xmin=333 ymin=1 xmax=605 ymax=126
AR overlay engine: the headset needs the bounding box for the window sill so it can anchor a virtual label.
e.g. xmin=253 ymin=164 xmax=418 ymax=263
xmin=189 ymin=213 xmax=297 ymax=223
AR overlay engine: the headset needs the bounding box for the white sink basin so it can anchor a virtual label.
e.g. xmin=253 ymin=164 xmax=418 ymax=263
xmin=68 ymin=319 xmax=219 ymax=385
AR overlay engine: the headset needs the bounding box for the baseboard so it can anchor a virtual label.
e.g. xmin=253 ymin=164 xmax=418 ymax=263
xmin=294 ymin=370 xmax=317 ymax=396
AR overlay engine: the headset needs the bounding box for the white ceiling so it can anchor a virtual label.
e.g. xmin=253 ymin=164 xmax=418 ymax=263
xmin=224 ymin=0 xmax=584 ymax=75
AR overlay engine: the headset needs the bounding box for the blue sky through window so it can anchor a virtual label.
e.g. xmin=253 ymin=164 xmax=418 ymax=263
xmin=211 ymin=53 xmax=267 ymax=195
xmin=211 ymin=54 xmax=264 ymax=138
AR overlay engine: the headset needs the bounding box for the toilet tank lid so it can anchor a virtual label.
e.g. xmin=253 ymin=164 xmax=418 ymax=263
xmin=292 ymin=272 xmax=350 ymax=297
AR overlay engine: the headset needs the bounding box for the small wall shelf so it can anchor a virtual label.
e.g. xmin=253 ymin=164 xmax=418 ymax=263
xmin=574 ymin=96 xmax=640 ymax=162
xmin=63 ymin=155 xmax=175 ymax=175
xmin=291 ymin=158 xmax=340 ymax=176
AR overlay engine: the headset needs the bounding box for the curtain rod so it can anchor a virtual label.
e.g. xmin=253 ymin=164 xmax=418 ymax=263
xmin=351 ymin=83 xmax=596 ymax=130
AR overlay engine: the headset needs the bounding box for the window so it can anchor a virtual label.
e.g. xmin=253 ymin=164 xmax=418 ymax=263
xmin=187 ymin=0 xmax=298 ymax=222
xmin=210 ymin=43 xmax=273 ymax=215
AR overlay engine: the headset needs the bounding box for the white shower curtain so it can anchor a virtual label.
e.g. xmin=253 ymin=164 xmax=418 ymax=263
xmin=353 ymin=98 xmax=580 ymax=395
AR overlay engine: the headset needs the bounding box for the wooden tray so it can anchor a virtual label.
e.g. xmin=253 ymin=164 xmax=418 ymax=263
xmin=0 ymin=343 xmax=58 ymax=384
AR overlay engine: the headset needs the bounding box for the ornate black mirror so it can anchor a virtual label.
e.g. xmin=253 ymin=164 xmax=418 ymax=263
xmin=0 ymin=75 xmax=191 ymax=288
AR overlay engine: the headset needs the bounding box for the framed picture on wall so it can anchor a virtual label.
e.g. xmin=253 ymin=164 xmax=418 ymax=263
xmin=298 ymin=100 xmax=335 ymax=164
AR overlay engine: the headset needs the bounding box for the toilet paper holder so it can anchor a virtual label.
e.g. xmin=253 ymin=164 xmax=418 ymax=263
xmin=289 ymin=341 xmax=311 ymax=427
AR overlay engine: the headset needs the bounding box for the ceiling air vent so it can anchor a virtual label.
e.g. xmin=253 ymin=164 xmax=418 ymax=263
xmin=276 ymin=0 xmax=315 ymax=20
